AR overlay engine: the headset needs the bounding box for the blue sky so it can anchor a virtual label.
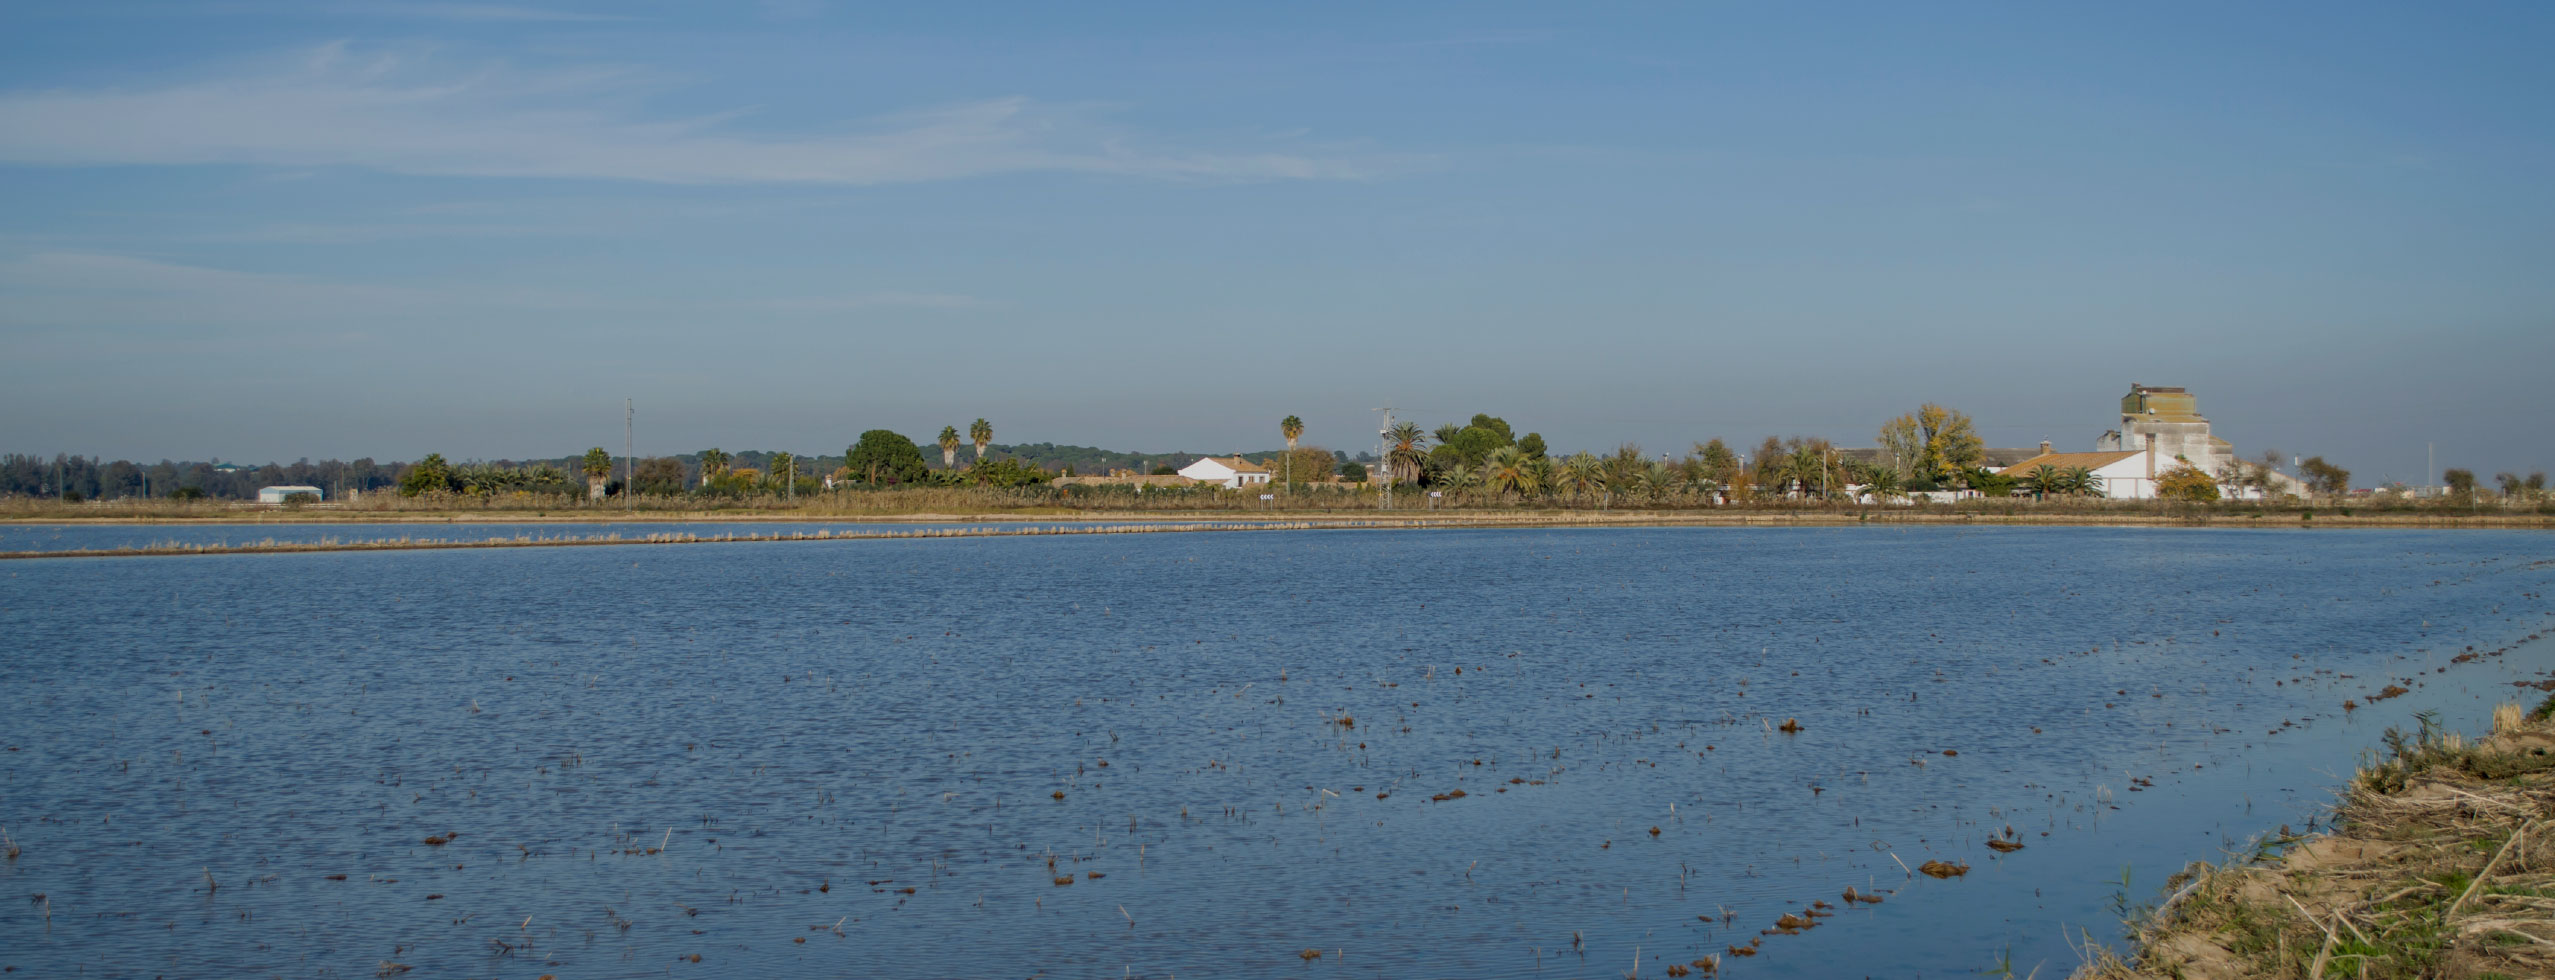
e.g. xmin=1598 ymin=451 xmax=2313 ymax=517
xmin=3 ymin=2 xmax=2549 ymax=482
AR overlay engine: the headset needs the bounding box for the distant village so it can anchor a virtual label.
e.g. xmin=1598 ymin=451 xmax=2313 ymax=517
xmin=5 ymin=382 xmax=2545 ymax=508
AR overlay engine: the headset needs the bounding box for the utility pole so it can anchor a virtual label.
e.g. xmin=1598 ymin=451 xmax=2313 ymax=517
xmin=1374 ymin=406 xmax=1395 ymax=512
xmin=625 ymin=399 xmax=634 ymax=513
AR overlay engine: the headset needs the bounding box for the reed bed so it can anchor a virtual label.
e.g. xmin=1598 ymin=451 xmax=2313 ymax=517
xmin=2077 ymin=697 xmax=2555 ymax=980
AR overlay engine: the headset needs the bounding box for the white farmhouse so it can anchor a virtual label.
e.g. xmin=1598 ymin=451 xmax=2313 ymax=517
xmin=2000 ymin=384 xmax=2307 ymax=499
xmin=1176 ymin=456 xmax=1272 ymax=489
xmin=1996 ymin=450 xmax=2161 ymax=499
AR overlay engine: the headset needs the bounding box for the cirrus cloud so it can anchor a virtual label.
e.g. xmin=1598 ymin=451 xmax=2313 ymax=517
xmin=0 ymin=43 xmax=1388 ymax=185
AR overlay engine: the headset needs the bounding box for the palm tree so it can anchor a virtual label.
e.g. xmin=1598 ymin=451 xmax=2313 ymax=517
xmin=581 ymin=446 xmax=613 ymax=501
xmin=970 ymin=419 xmax=992 ymax=462
xmin=937 ymin=426 xmax=961 ymax=469
xmin=1523 ymin=454 xmax=1556 ymax=503
xmin=1637 ymin=461 xmax=1675 ymax=502
xmin=2064 ymin=466 xmax=2101 ymax=498
xmin=1481 ymin=445 xmax=1536 ymax=499
xmin=697 ymin=447 xmax=730 ymax=491
xmin=1440 ymin=463 xmax=1478 ymax=502
xmin=769 ymin=451 xmax=796 ymax=497
xmin=1861 ymin=467 xmax=1903 ymax=502
xmin=1433 ymin=423 xmax=1465 ymax=446
xmin=1562 ymin=452 xmax=1607 ymax=508
xmin=1280 ymin=415 xmax=1303 ymax=489
xmin=1386 ymin=422 xmax=1429 ymax=486
xmin=2025 ymin=464 xmax=2061 ymax=499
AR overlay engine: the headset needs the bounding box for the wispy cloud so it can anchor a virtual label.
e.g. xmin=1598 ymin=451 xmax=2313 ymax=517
xmin=349 ymin=2 xmax=634 ymax=22
xmin=0 ymin=43 xmax=1383 ymax=185
xmin=758 ymin=291 xmax=992 ymax=312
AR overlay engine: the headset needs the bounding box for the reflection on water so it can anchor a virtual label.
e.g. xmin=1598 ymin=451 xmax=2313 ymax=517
xmin=0 ymin=520 xmax=1122 ymax=554
xmin=1 ymin=527 xmax=2550 ymax=978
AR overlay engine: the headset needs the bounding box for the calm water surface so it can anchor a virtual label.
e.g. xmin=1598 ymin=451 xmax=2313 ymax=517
xmin=0 ymin=521 xmax=1232 ymax=554
xmin=3 ymin=526 xmax=2552 ymax=979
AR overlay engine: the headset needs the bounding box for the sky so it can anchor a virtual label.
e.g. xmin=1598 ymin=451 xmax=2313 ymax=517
xmin=2 ymin=2 xmax=2549 ymax=484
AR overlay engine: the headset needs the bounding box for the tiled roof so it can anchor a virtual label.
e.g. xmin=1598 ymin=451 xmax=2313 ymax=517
xmin=1997 ymin=450 xmax=2143 ymax=475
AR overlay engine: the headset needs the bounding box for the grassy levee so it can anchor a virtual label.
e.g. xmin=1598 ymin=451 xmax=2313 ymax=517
xmin=4 ymin=490 xmax=2552 ymax=528
xmin=2078 ymin=694 xmax=2555 ymax=980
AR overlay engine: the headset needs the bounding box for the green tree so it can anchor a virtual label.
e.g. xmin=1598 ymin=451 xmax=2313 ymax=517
xmin=1338 ymin=460 xmax=1368 ymax=483
xmin=1876 ymin=415 xmax=1924 ymax=481
xmin=970 ymin=418 xmax=993 ymax=462
xmin=1965 ymin=467 xmax=2017 ymax=498
xmin=400 ymin=453 xmax=455 ymax=497
xmin=1517 ymin=432 xmax=1547 ymax=460
xmin=634 ymin=457 xmax=687 ymax=496
xmin=2298 ymin=456 xmax=2350 ymax=496
xmin=937 ymin=427 xmax=962 ymax=469
xmin=1694 ymin=439 xmax=1739 ymax=485
xmin=2444 ymin=468 xmax=2477 ymax=497
xmin=1861 ymin=467 xmax=1903 ymax=501
xmin=847 ymin=430 xmax=929 ymax=486
xmin=2157 ymin=464 xmax=2220 ymax=502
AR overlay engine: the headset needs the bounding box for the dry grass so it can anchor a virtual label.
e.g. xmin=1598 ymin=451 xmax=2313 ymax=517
xmin=2076 ymin=699 xmax=2555 ymax=980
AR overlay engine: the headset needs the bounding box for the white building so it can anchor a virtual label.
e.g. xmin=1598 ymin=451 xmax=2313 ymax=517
xmin=1996 ymin=450 xmax=2162 ymax=499
xmin=1176 ymin=456 xmax=1272 ymax=489
xmin=257 ymin=485 xmax=325 ymax=504
xmin=2003 ymin=384 xmax=2307 ymax=500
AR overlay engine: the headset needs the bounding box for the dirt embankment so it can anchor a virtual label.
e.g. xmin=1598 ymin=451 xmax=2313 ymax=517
xmin=2080 ymin=698 xmax=2555 ymax=980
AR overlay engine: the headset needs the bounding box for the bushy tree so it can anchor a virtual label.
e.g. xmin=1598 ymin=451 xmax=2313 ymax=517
xmin=633 ymin=457 xmax=687 ymax=495
xmin=2444 ymin=468 xmax=2477 ymax=497
xmin=2298 ymin=456 xmax=2350 ymax=496
xmin=1694 ymin=439 xmax=1739 ymax=485
xmin=2157 ymin=464 xmax=2221 ymax=502
xmin=846 ymin=430 xmax=929 ymax=485
xmin=400 ymin=453 xmax=455 ymax=497
xmin=964 ymin=456 xmax=1051 ymax=488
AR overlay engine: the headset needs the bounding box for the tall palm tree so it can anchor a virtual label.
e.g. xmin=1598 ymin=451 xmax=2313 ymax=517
xmin=697 ymin=447 xmax=730 ymax=491
xmin=581 ymin=446 xmax=613 ymax=501
xmin=970 ymin=419 xmax=992 ymax=462
xmin=1280 ymin=415 xmax=1303 ymax=489
xmin=937 ymin=426 xmax=962 ymax=469
xmin=1386 ymin=422 xmax=1429 ymax=486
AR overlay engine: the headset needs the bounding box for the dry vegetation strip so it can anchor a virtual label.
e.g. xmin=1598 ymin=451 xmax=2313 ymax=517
xmin=2079 ymin=699 xmax=2555 ymax=980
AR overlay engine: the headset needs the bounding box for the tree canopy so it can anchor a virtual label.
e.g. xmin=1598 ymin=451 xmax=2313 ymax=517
xmin=847 ymin=430 xmax=929 ymax=485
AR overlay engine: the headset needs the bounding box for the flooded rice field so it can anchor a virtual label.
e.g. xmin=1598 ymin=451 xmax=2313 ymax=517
xmin=0 ymin=521 xmax=1202 ymax=555
xmin=2 ymin=526 xmax=2552 ymax=979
